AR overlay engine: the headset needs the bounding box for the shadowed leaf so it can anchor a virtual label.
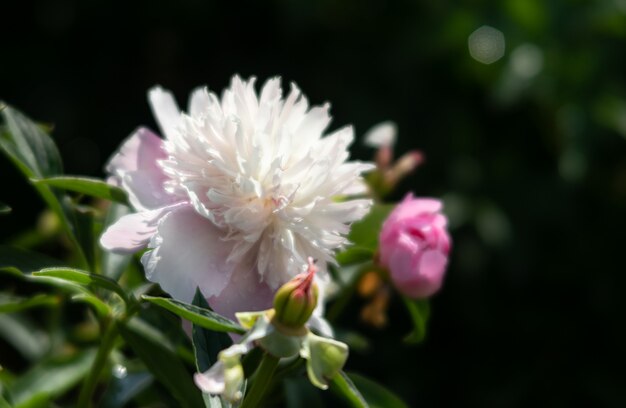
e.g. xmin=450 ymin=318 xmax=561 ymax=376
xmin=33 ymin=176 xmax=129 ymax=205
xmin=119 ymin=319 xmax=204 ymax=408
xmin=32 ymin=267 xmax=130 ymax=305
xmin=347 ymin=372 xmax=408 ymax=408
xmin=143 ymin=295 xmax=245 ymax=334
xmin=329 ymin=371 xmax=368 ymax=408
xmin=401 ymin=297 xmax=430 ymax=344
xmin=0 ymin=293 xmax=60 ymax=313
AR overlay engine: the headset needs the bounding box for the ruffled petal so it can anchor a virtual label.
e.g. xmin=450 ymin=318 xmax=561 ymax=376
xmin=392 ymin=196 xmax=442 ymax=222
xmin=141 ymin=205 xmax=235 ymax=303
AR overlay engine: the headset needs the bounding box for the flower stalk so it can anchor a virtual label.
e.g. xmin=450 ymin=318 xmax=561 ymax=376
xmin=77 ymin=318 xmax=120 ymax=408
xmin=239 ymin=352 xmax=280 ymax=408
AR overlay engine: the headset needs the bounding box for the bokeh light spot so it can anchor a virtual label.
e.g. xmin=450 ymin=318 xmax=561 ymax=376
xmin=468 ymin=25 xmax=506 ymax=64
xmin=511 ymin=43 xmax=543 ymax=78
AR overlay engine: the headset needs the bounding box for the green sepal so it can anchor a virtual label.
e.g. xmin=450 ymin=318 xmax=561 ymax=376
xmin=301 ymin=333 xmax=349 ymax=390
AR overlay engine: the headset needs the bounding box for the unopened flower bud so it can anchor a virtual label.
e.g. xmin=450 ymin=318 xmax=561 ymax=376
xmin=272 ymin=258 xmax=319 ymax=332
xmin=379 ymin=194 xmax=451 ymax=298
xmin=385 ymin=150 xmax=424 ymax=188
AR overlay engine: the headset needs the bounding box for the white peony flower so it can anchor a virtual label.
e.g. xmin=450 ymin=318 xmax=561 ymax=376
xmin=101 ymin=76 xmax=374 ymax=318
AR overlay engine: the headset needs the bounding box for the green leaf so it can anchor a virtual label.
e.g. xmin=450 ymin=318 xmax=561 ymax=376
xmin=119 ymin=319 xmax=205 ymax=408
xmin=101 ymin=203 xmax=133 ymax=281
xmin=0 ymin=104 xmax=62 ymax=178
xmin=0 ymin=293 xmax=60 ymax=313
xmin=73 ymin=206 xmax=97 ymax=271
xmin=11 ymin=349 xmax=97 ymax=408
xmin=401 ymin=297 xmax=430 ymax=344
xmin=33 ymin=176 xmax=129 ymax=204
xmin=0 ymin=245 xmax=66 ymax=274
xmin=1 ymin=265 xmax=89 ymax=294
xmin=347 ymin=373 xmax=408 ymax=408
xmin=335 ymin=247 xmax=375 ymax=266
xmin=191 ymin=289 xmax=232 ymax=372
xmin=334 ymin=329 xmax=371 ymax=353
xmin=329 ymin=371 xmax=368 ymax=408
xmin=0 ymin=395 xmax=12 ymax=408
xmin=0 ymin=263 xmax=112 ymax=317
xmin=284 ymin=377 xmax=324 ymax=408
xmin=142 ymin=296 xmax=245 ymax=334
xmin=191 ymin=290 xmax=231 ymax=408
xmin=0 ymin=104 xmax=88 ymax=268
xmin=100 ymin=371 xmax=154 ymax=408
xmin=0 ymin=314 xmax=50 ymax=361
xmin=69 ymin=293 xmax=112 ymax=317
xmin=32 ymin=267 xmax=130 ymax=305
xmin=347 ymin=204 xmax=394 ymax=251
xmin=0 ymin=202 xmax=10 ymax=215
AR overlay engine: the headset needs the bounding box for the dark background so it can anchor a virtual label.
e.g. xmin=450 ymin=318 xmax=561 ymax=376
xmin=2 ymin=0 xmax=625 ymax=406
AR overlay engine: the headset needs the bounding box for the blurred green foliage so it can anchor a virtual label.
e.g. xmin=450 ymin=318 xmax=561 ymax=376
xmin=1 ymin=0 xmax=625 ymax=406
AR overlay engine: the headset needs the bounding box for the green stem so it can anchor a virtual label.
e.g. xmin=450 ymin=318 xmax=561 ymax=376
xmin=77 ymin=319 xmax=120 ymax=408
xmin=239 ymin=352 xmax=280 ymax=408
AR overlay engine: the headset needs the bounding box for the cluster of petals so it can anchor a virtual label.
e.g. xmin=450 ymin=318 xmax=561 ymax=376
xmin=100 ymin=76 xmax=374 ymax=318
xmin=379 ymin=194 xmax=451 ymax=298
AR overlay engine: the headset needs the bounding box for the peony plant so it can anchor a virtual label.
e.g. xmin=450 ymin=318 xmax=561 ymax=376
xmin=0 ymin=77 xmax=450 ymax=407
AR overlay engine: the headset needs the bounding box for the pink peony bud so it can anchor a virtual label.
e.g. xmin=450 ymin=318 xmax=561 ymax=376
xmin=379 ymin=194 xmax=451 ymax=298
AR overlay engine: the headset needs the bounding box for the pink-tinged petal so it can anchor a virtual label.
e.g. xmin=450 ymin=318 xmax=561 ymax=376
xmin=99 ymin=203 xmax=185 ymax=253
xmin=380 ymin=230 xmax=419 ymax=267
xmin=415 ymin=250 xmax=447 ymax=296
xmin=148 ymin=86 xmax=181 ymax=140
xmin=387 ymin=240 xmax=418 ymax=287
xmin=141 ymin=206 xmax=235 ymax=304
xmin=106 ymin=127 xmax=165 ymax=176
xmin=106 ymin=127 xmax=175 ymax=210
xmin=123 ymin=169 xmax=177 ymax=210
xmin=207 ymin=263 xmax=274 ymax=322
xmin=379 ymin=194 xmax=451 ymax=299
xmin=392 ymin=196 xmax=442 ymax=222
xmin=396 ymin=251 xmax=448 ymax=298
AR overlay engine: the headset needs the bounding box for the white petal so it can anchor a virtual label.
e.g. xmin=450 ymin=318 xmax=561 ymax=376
xmin=148 ymin=86 xmax=181 ymax=140
xmin=363 ymin=121 xmax=397 ymax=147
xmin=188 ymin=86 xmax=211 ymax=118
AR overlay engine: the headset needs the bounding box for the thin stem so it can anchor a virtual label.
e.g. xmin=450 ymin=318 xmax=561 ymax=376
xmin=239 ymin=352 xmax=280 ymax=408
xmin=77 ymin=319 xmax=120 ymax=408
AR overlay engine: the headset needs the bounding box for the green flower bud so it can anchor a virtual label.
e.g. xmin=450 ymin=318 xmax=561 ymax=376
xmin=272 ymin=258 xmax=319 ymax=332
